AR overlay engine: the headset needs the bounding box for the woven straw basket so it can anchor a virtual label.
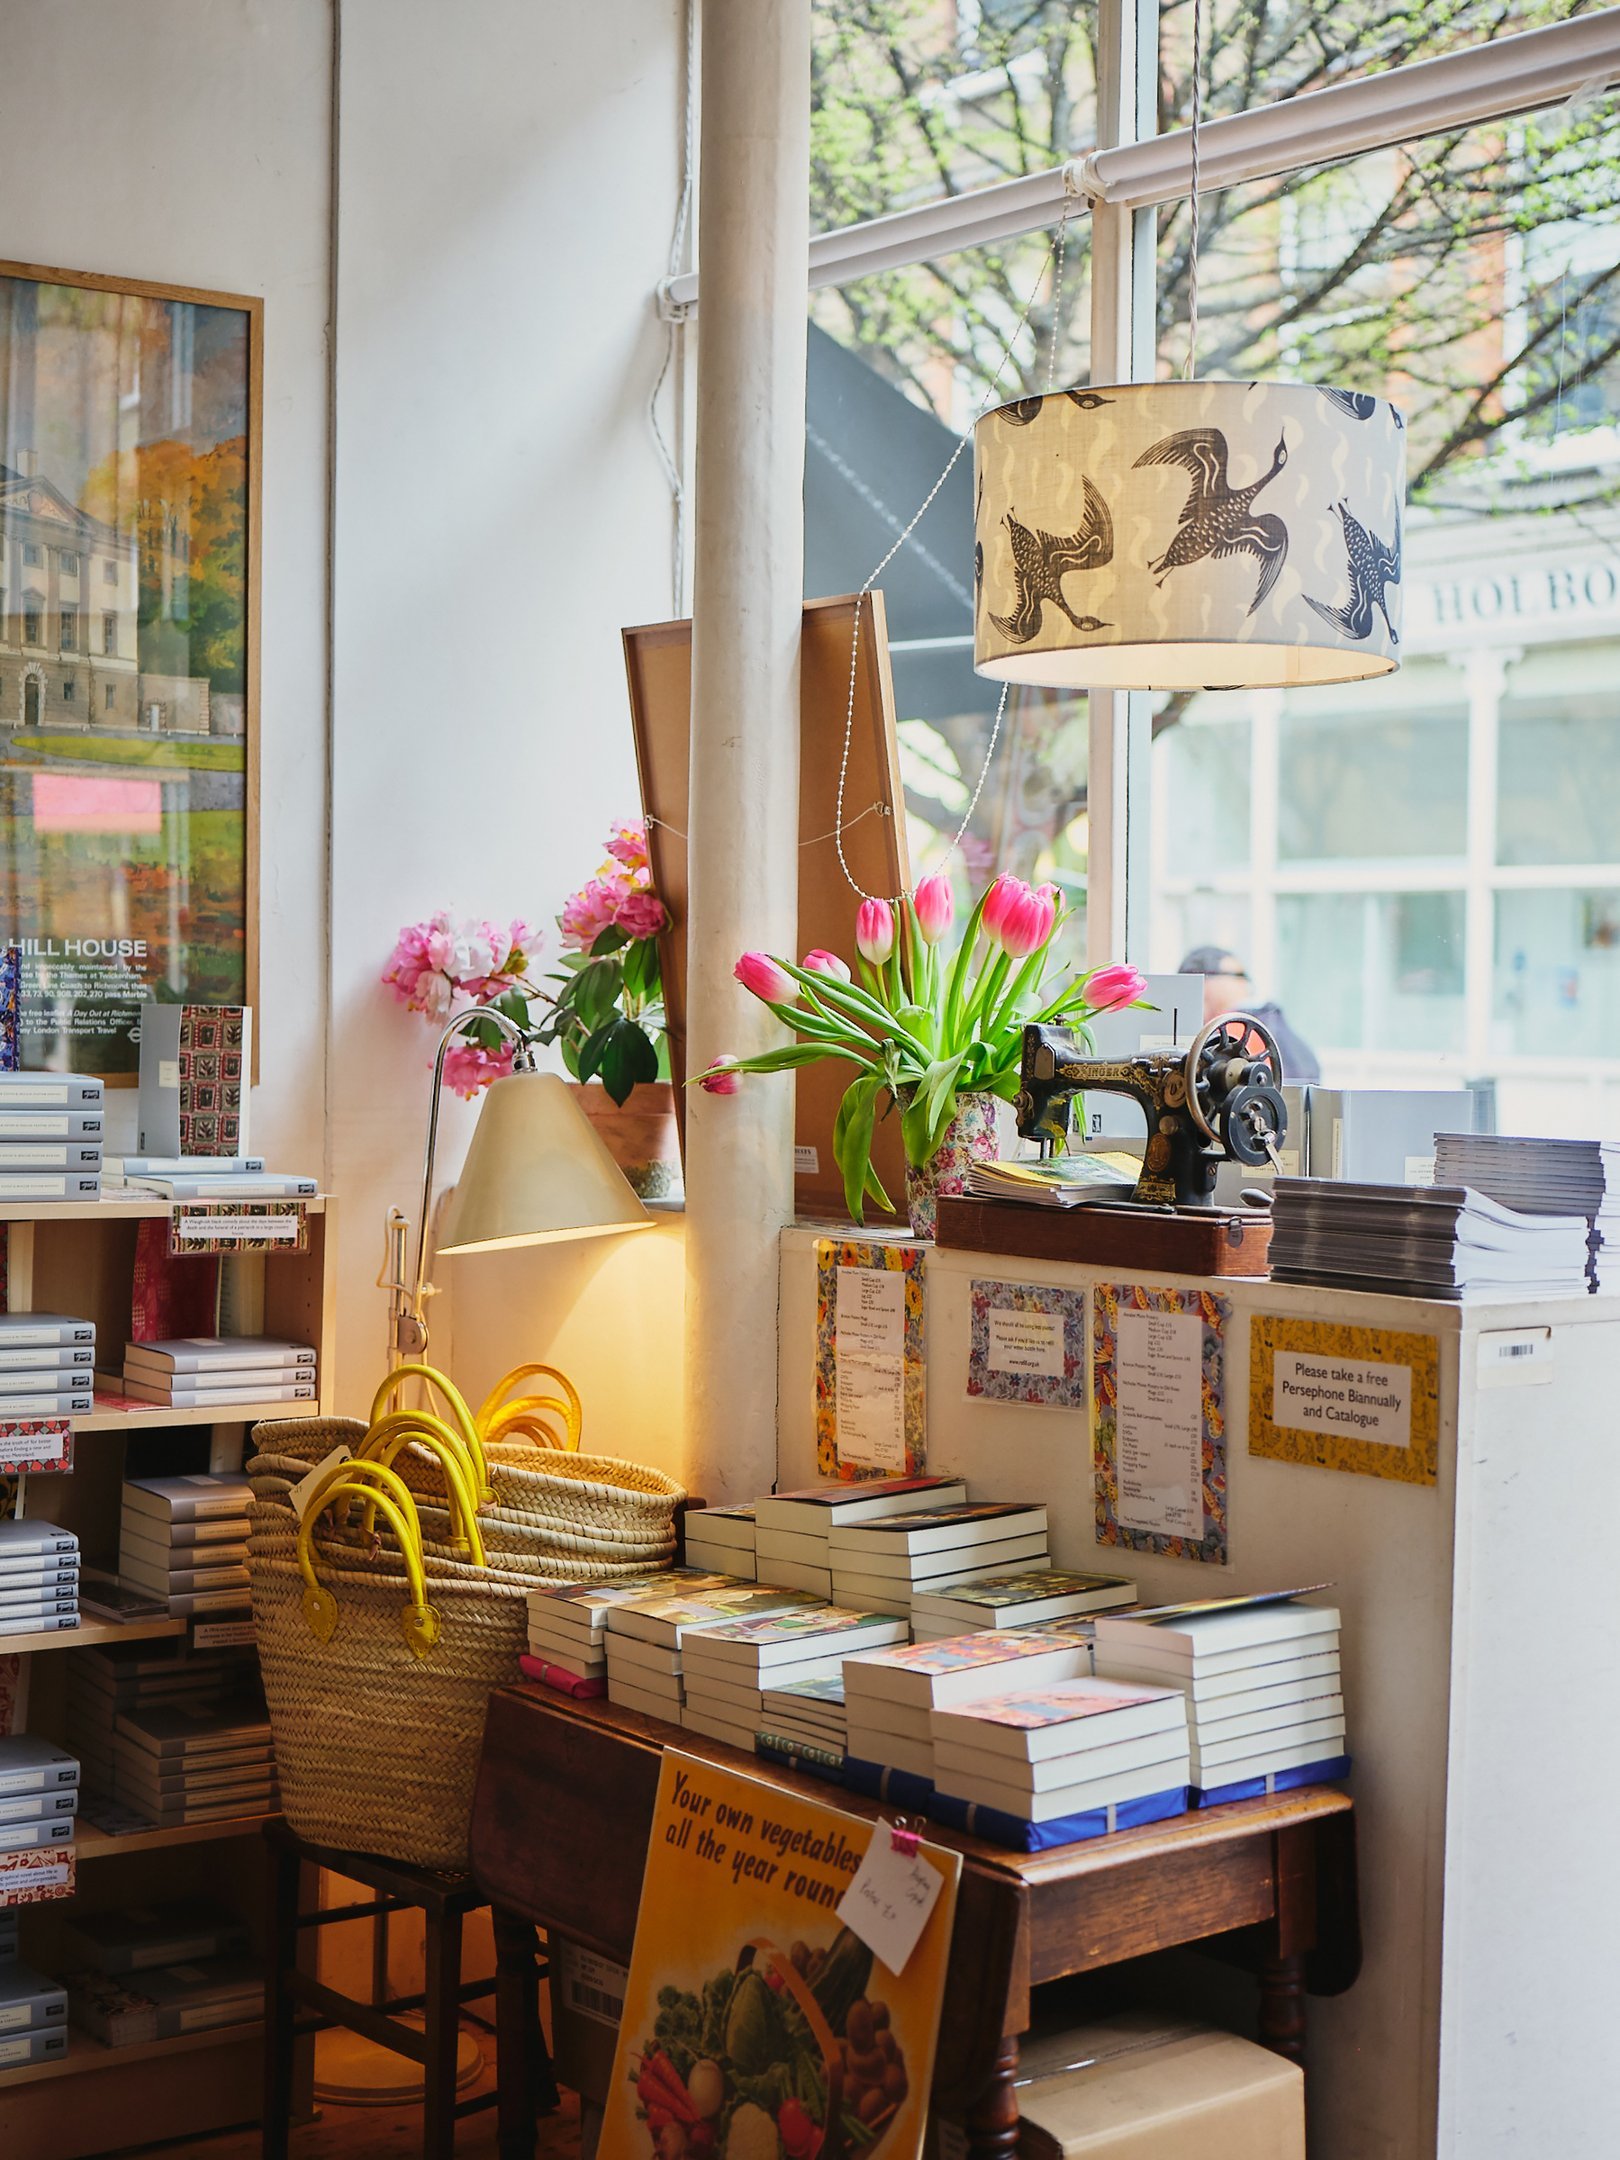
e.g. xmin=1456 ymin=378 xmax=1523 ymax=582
xmin=246 ymin=1416 xmax=685 ymax=1868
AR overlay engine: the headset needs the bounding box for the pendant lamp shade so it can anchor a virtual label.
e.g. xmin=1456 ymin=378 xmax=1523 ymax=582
xmin=973 ymin=380 xmax=1406 ymax=692
xmin=436 ymin=1069 xmax=651 ymax=1256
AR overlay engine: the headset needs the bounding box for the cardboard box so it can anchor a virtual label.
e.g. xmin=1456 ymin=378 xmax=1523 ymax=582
xmin=1014 ymin=2013 xmax=1303 ymax=2159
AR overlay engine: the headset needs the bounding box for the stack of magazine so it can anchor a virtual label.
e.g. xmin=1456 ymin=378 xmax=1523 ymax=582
xmin=1434 ymin=1132 xmax=1620 ymax=1292
xmin=967 ymin=1151 xmax=1140 ymax=1209
xmin=1268 ymin=1176 xmax=1590 ymax=1298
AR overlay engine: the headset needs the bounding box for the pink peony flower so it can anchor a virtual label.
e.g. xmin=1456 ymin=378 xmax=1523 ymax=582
xmin=803 ymin=949 xmax=852 ymax=982
xmin=735 ymin=951 xmax=796 ymax=1004
xmin=699 ymin=1056 xmax=742 ymax=1095
xmin=981 ymin=873 xmax=1026 ymax=942
xmin=604 ymin=818 xmax=651 ymax=873
xmin=561 ymin=873 xmax=633 ymax=952
xmin=855 ymin=898 xmax=896 ymax=965
xmin=615 ymin=890 xmax=668 ymax=941
xmin=912 ymin=873 xmax=955 ymax=945
xmin=1085 ymin=962 xmax=1147 ymax=1013
xmin=441 ymin=1038 xmax=516 ymax=1099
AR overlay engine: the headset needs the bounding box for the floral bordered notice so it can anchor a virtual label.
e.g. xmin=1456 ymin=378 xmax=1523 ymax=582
xmin=814 ymin=1238 xmax=926 ymax=1480
xmin=0 ymin=1419 xmax=72 ymax=1476
xmin=1249 ymin=1314 xmax=1439 ymax=1485
xmin=1093 ymin=1281 xmax=1229 ymax=1565
xmin=966 ymin=1278 xmax=1087 ymax=1408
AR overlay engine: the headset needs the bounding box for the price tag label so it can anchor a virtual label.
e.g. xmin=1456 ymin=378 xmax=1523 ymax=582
xmin=1477 ymin=1326 xmax=1555 ymax=1389
xmin=289 ymin=1443 xmax=351 ymax=1522
xmin=836 ymin=1824 xmax=944 ymax=1973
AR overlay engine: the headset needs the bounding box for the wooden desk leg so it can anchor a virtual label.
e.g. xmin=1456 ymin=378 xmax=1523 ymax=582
xmin=260 ymin=1833 xmax=300 ymax=2160
xmin=422 ymin=1902 xmax=464 ymax=2160
xmin=1258 ymin=1951 xmax=1308 ymax=2066
xmin=494 ymin=1909 xmax=547 ymax=2160
xmin=964 ymin=2034 xmax=1021 ymax=2160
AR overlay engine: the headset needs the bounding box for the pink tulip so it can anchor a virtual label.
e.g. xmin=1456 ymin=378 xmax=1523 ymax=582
xmin=999 ymin=888 xmax=1052 ymax=960
xmin=734 ymin=951 xmax=796 ymax=1004
xmin=803 ymin=948 xmax=853 ymax=982
xmin=1086 ymin=962 xmax=1147 ymax=1013
xmin=855 ymin=898 xmax=896 ymax=966
xmin=981 ymin=873 xmax=1026 ymax=943
xmin=699 ymin=1057 xmax=742 ymax=1096
xmin=912 ymin=873 xmax=955 ymax=945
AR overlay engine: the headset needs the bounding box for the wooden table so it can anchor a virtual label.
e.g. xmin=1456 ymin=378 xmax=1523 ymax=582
xmin=470 ymin=1686 xmax=1360 ymax=2159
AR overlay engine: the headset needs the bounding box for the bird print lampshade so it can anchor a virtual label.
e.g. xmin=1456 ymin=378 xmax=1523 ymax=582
xmin=973 ymin=380 xmax=1406 ymax=692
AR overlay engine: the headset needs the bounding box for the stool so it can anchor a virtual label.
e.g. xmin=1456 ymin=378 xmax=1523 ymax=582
xmin=262 ymin=1819 xmax=560 ymax=2160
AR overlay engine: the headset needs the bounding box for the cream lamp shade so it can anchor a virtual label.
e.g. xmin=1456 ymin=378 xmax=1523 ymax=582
xmin=973 ymin=379 xmax=1406 ymax=692
xmin=436 ymin=1069 xmax=652 ymax=1256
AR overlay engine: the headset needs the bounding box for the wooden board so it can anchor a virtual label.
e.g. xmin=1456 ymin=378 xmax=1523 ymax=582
xmin=624 ymin=592 xmax=910 ymax=1220
xmin=934 ymin=1195 xmax=1276 ymax=1276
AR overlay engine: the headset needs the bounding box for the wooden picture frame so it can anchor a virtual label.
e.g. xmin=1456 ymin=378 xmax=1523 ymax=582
xmin=624 ymin=592 xmax=911 ymax=1219
xmin=0 ymin=258 xmax=262 ymax=1082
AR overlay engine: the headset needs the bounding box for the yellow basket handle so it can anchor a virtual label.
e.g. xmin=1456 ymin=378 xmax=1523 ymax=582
xmin=482 ymin=1402 xmax=571 ymax=1452
xmin=360 ymin=1410 xmax=488 ymax=1565
xmin=295 ymin=1459 xmax=440 ymax=1661
xmin=477 ymin=1363 xmax=583 ymax=1451
xmin=370 ymin=1363 xmax=491 ymax=1500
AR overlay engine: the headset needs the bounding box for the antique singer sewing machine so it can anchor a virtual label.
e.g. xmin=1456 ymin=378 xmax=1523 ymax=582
xmin=1015 ymin=1012 xmax=1290 ymax=1207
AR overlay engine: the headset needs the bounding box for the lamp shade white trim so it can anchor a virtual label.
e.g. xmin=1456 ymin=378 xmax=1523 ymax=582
xmin=436 ymin=1070 xmax=652 ymax=1256
xmin=973 ymin=380 xmax=1406 ymax=692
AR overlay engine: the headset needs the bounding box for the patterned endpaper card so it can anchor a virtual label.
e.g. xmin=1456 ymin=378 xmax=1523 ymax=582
xmin=1248 ymin=1313 xmax=1439 ymax=1485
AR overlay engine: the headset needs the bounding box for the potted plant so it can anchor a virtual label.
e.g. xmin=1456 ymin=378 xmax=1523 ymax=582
xmin=700 ymin=871 xmax=1145 ymax=1236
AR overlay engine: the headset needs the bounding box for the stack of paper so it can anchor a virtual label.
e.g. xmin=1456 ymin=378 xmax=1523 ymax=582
xmin=118 ymin=1475 xmax=253 ymax=1617
xmin=840 ymin=1627 xmax=1094 ymax=1805
xmin=119 ymin=1337 xmax=317 ymax=1410
xmin=0 ymin=1520 xmax=80 ymax=1638
xmin=827 ymin=1504 xmax=1051 ymax=1618
xmin=603 ymin=1585 xmax=816 ymax=1723
xmin=753 ymin=1477 xmax=967 ymax=1599
xmin=910 ymin=1568 xmax=1137 ymax=1641
xmin=1268 ymin=1176 xmax=1590 ymax=1298
xmin=681 ymin=1606 xmax=908 ymax=1753
xmin=0 ymin=1737 xmax=80 ymax=1932
xmin=0 ymin=1311 xmax=97 ymax=1424
xmin=1093 ymin=1594 xmax=1347 ymax=1803
xmin=682 ymin=1505 xmax=757 ymax=1581
xmin=928 ymin=1678 xmax=1191 ymax=1848
xmin=0 ymin=1073 xmax=103 ymax=1202
xmin=522 ymin=1568 xmax=735 ymax=1692
xmin=1434 ymin=1132 xmax=1620 ymax=1291
xmin=113 ymin=1701 xmax=278 ymax=1828
xmin=755 ymin=1673 xmax=848 ymax=1774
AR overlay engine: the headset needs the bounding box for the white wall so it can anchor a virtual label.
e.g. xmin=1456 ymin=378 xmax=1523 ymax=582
xmin=0 ymin=0 xmax=334 ymax=1178
xmin=328 ymin=0 xmax=687 ymax=1418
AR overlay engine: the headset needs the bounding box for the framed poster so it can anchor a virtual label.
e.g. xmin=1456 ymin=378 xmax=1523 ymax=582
xmin=0 ymin=260 xmax=260 ymax=1079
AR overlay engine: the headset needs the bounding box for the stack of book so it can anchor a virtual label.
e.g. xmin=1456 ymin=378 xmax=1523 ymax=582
xmin=1093 ymin=1594 xmax=1347 ymax=1804
xmin=65 ymin=1641 xmax=248 ymax=1800
xmin=0 ymin=1072 xmax=103 ymax=1202
xmin=927 ymin=1678 xmax=1191 ymax=1850
xmin=523 ymin=1568 xmax=735 ymax=1694
xmin=910 ymin=1568 xmax=1138 ymax=1642
xmin=113 ymin=1699 xmax=278 ymax=1829
xmin=753 ymin=1476 xmax=968 ymax=1600
xmin=0 ymin=1736 xmax=79 ymax=1949
xmin=682 ymin=1505 xmax=757 ymax=1580
xmin=118 ymin=1475 xmax=253 ymax=1618
xmin=119 ymin=1336 xmax=317 ymax=1411
xmin=105 ymin=1160 xmax=318 ymax=1203
xmin=840 ymin=1627 xmax=1094 ymax=1807
xmin=0 ymin=1311 xmax=96 ymax=1425
xmin=64 ymin=1898 xmax=259 ymax=2047
xmin=1268 ymin=1176 xmax=1590 ymax=1298
xmin=681 ymin=1606 xmax=909 ymax=1754
xmin=0 ymin=1519 xmax=80 ymax=1638
xmin=1435 ymin=1131 xmax=1620 ymax=1292
xmin=827 ymin=1503 xmax=1050 ymax=1618
xmin=755 ymin=1673 xmax=848 ymax=1777
xmin=603 ymin=1585 xmax=816 ymax=1724
xmin=0 ymin=1951 xmax=69 ymax=2068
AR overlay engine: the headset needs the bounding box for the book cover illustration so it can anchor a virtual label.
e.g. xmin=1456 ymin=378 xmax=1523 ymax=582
xmin=0 ymin=947 xmax=19 ymax=1072
xmin=768 ymin=1475 xmax=952 ymax=1511
xmin=536 ymin=1571 xmax=737 ymax=1614
xmin=1121 ymin=1585 xmax=1332 ymax=1629
xmin=920 ymin=1570 xmax=1131 ymax=1611
xmin=831 ymin=1503 xmax=1041 ymax=1540
xmin=967 ymin=1279 xmax=1088 ymax=1409
xmin=944 ymin=1685 xmax=1169 ymax=1732
xmin=853 ymin=1628 xmax=1075 ymax=1676
xmin=600 ymin=1750 xmax=959 ymax=2160
xmin=695 ymin=1607 xmax=902 ymax=1649
xmin=769 ymin=1674 xmax=848 ymax=1706
xmin=176 ymin=1006 xmax=247 ymax=1156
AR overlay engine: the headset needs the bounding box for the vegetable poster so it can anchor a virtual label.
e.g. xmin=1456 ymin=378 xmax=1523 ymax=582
xmin=600 ymin=1750 xmax=960 ymax=2160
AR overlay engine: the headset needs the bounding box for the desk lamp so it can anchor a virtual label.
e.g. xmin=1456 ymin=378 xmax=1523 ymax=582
xmin=387 ymin=1006 xmax=651 ymax=1360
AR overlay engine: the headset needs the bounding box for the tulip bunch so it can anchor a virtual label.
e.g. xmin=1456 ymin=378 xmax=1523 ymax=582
xmin=703 ymin=870 xmax=1146 ymax=1222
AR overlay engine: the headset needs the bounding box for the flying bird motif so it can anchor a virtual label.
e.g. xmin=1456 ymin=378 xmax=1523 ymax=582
xmin=1321 ymin=388 xmax=1379 ymax=421
xmin=989 ymin=478 xmax=1114 ymax=644
xmin=1134 ymin=427 xmax=1290 ymax=615
xmin=1304 ymin=500 xmax=1402 ymax=643
xmin=998 ymin=389 xmax=1115 ymax=425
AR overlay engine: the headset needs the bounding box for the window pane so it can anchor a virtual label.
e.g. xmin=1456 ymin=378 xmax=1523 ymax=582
xmin=1156 ymin=706 xmax=1250 ymax=873
xmin=1498 ymin=645 xmax=1620 ymax=866
xmin=1278 ymin=704 xmax=1468 ymax=861
xmin=1495 ymin=887 xmax=1620 ymax=1058
xmin=1278 ymin=891 xmax=1466 ymax=1056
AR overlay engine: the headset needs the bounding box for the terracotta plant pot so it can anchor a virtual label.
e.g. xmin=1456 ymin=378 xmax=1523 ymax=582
xmin=569 ymin=1080 xmax=684 ymax=1203
xmin=901 ymin=1091 xmax=1000 ymax=1239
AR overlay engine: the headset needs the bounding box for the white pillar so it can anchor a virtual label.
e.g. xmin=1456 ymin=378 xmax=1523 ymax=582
xmin=683 ymin=0 xmax=810 ymax=1501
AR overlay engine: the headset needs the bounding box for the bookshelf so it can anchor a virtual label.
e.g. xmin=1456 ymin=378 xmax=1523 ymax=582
xmin=2 ymin=1191 xmax=338 ymax=2160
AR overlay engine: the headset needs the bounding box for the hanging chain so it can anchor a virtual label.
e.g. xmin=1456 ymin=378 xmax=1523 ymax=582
xmin=1182 ymin=0 xmax=1205 ymax=382
xmin=835 ymin=195 xmax=1076 ymax=905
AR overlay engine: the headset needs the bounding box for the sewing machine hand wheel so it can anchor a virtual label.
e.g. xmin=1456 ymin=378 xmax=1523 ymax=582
xmin=1182 ymin=1011 xmax=1287 ymax=1167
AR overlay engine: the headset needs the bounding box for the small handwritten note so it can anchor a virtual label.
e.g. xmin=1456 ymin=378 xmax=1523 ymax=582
xmin=836 ymin=1824 xmax=945 ymax=1973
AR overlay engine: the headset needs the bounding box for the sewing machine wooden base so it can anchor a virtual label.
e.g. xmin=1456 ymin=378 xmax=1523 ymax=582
xmin=934 ymin=1195 xmax=1275 ymax=1275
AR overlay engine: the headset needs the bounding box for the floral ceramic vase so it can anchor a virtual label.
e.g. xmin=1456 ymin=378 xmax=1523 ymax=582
xmin=903 ymin=1091 xmax=1000 ymax=1239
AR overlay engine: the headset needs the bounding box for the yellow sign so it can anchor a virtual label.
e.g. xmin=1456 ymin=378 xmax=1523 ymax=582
xmin=1249 ymin=1314 xmax=1440 ymax=1485
xmin=599 ymin=1750 xmax=960 ymax=2160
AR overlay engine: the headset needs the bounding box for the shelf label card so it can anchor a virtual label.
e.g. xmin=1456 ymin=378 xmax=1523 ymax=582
xmin=1272 ymin=1350 xmax=1412 ymax=1449
xmin=1477 ymin=1326 xmax=1555 ymax=1389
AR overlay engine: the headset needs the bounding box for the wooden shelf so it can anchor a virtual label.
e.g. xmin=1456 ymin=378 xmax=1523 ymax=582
xmin=0 ymin=1614 xmax=185 ymax=1656
xmin=0 ymin=1195 xmax=326 ymax=1224
xmin=76 ymin=1811 xmax=279 ymax=1860
xmin=0 ymin=2018 xmax=262 ymax=2090
xmin=77 ymin=1387 xmax=326 ymax=1432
